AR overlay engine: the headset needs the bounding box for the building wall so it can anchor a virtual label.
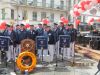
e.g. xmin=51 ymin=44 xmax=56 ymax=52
xmin=0 ymin=0 xmax=68 ymax=25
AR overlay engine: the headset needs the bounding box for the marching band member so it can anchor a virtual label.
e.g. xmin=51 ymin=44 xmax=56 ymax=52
xmin=14 ymin=24 xmax=20 ymax=57
xmin=56 ymin=21 xmax=65 ymax=57
xmin=36 ymin=23 xmax=44 ymax=58
xmin=53 ymin=23 xmax=58 ymax=54
xmin=63 ymin=24 xmax=71 ymax=59
xmin=27 ymin=24 xmax=36 ymax=41
xmin=69 ymin=24 xmax=77 ymax=58
xmin=46 ymin=26 xmax=55 ymax=62
xmin=36 ymin=23 xmax=44 ymax=36
xmin=15 ymin=24 xmax=27 ymax=56
xmin=3 ymin=24 xmax=16 ymax=62
xmin=27 ymin=24 xmax=37 ymax=54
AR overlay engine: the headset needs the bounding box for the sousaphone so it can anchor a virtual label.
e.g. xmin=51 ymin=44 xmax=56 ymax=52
xmin=21 ymin=39 xmax=35 ymax=53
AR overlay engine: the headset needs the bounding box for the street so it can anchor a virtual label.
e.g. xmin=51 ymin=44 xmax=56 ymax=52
xmin=0 ymin=53 xmax=99 ymax=75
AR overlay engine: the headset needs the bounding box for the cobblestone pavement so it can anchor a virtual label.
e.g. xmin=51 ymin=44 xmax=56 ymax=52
xmin=0 ymin=53 xmax=99 ymax=75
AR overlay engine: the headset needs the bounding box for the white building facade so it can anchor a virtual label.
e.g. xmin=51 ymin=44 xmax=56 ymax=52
xmin=0 ymin=0 xmax=68 ymax=24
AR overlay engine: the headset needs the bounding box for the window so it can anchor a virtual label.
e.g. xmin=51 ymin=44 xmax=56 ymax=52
xmin=50 ymin=13 xmax=54 ymax=22
xmin=42 ymin=0 xmax=46 ymax=7
xmin=19 ymin=0 xmax=27 ymax=4
xmin=50 ymin=0 xmax=54 ymax=8
xmin=41 ymin=12 xmax=46 ymax=20
xmin=27 ymin=0 xmax=34 ymax=5
xmin=69 ymin=0 xmax=71 ymax=10
xmin=60 ymin=1 xmax=64 ymax=9
xmin=22 ymin=10 xmax=27 ymax=20
xmin=11 ymin=9 xmax=14 ymax=19
xmin=2 ymin=9 xmax=5 ymax=20
xmin=32 ymin=12 xmax=37 ymax=21
xmin=33 ymin=0 xmax=37 ymax=6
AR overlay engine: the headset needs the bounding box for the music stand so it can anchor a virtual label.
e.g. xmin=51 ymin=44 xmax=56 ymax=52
xmin=0 ymin=36 xmax=10 ymax=67
xmin=59 ymin=35 xmax=71 ymax=61
xmin=36 ymin=36 xmax=48 ymax=64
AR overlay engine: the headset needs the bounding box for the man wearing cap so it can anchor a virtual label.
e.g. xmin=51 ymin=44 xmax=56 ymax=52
xmin=27 ymin=25 xmax=37 ymax=54
xmin=56 ymin=21 xmax=66 ymax=57
xmin=62 ymin=24 xmax=72 ymax=59
xmin=68 ymin=24 xmax=77 ymax=58
xmin=53 ymin=23 xmax=58 ymax=55
xmin=3 ymin=24 xmax=16 ymax=62
xmin=14 ymin=24 xmax=21 ymax=57
xmin=36 ymin=23 xmax=44 ymax=36
xmin=19 ymin=24 xmax=27 ymax=42
xmin=27 ymin=25 xmax=36 ymax=41
xmin=36 ymin=23 xmax=44 ymax=58
xmin=16 ymin=24 xmax=27 ymax=55
xmin=46 ymin=26 xmax=55 ymax=62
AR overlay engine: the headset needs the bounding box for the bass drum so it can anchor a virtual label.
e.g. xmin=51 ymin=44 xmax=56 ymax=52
xmin=21 ymin=39 xmax=35 ymax=53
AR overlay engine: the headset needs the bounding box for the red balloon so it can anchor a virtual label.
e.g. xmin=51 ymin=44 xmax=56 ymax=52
xmin=90 ymin=18 xmax=94 ymax=22
xmin=74 ymin=11 xmax=80 ymax=16
xmin=0 ymin=21 xmax=6 ymax=30
xmin=75 ymin=20 xmax=81 ymax=25
xmin=97 ymin=0 xmax=100 ymax=3
xmin=42 ymin=19 xmax=50 ymax=24
xmin=88 ymin=18 xmax=94 ymax=25
xmin=85 ymin=1 xmax=91 ymax=5
xmin=64 ymin=19 xmax=69 ymax=24
xmin=60 ymin=17 xmax=69 ymax=24
xmin=25 ymin=24 xmax=30 ymax=28
xmin=74 ymin=4 xmax=79 ymax=8
xmin=78 ymin=1 xmax=88 ymax=11
xmin=61 ymin=17 xmax=65 ymax=21
xmin=79 ymin=1 xmax=86 ymax=7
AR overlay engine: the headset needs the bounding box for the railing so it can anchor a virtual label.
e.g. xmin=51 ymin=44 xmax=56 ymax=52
xmin=14 ymin=1 xmax=67 ymax=11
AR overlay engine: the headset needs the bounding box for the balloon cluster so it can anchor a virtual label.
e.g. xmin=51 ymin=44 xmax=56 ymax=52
xmin=60 ymin=17 xmax=69 ymax=24
xmin=70 ymin=0 xmax=100 ymax=17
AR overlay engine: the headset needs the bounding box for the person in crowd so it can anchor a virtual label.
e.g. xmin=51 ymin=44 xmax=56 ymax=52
xmin=18 ymin=24 xmax=28 ymax=43
xmin=53 ymin=23 xmax=58 ymax=56
xmin=68 ymin=24 xmax=77 ymax=58
xmin=63 ymin=24 xmax=72 ymax=59
xmin=14 ymin=24 xmax=21 ymax=57
xmin=3 ymin=24 xmax=16 ymax=62
xmin=46 ymin=26 xmax=55 ymax=62
xmin=27 ymin=24 xmax=37 ymax=54
xmin=56 ymin=21 xmax=66 ymax=57
xmin=36 ymin=23 xmax=45 ymax=58
xmin=36 ymin=23 xmax=44 ymax=36
xmin=15 ymin=24 xmax=27 ymax=56
xmin=27 ymin=24 xmax=36 ymax=41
